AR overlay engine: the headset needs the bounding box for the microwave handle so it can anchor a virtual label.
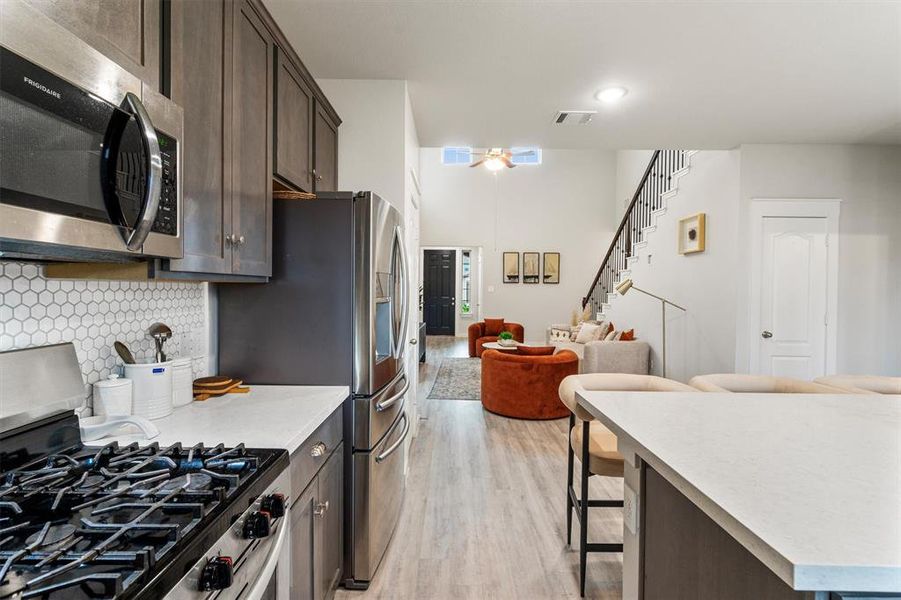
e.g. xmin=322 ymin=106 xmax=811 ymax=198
xmin=121 ymin=92 xmax=162 ymax=251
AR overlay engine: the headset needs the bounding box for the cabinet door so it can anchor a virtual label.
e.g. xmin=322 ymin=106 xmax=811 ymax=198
xmin=24 ymin=0 xmax=161 ymax=90
xmin=315 ymin=445 xmax=344 ymax=599
xmin=290 ymin=483 xmax=317 ymax=600
xmin=168 ymin=0 xmax=232 ymax=274
xmin=313 ymin=103 xmax=339 ymax=193
xmin=274 ymin=50 xmax=314 ymax=192
xmin=231 ymin=0 xmax=273 ymax=276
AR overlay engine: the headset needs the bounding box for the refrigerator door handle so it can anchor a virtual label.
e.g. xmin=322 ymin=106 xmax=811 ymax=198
xmin=393 ymin=225 xmax=410 ymax=361
xmin=375 ymin=412 xmax=409 ymax=463
xmin=375 ymin=373 xmax=409 ymax=412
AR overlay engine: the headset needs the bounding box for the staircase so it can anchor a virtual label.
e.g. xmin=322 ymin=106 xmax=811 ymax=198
xmin=582 ymin=150 xmax=698 ymax=317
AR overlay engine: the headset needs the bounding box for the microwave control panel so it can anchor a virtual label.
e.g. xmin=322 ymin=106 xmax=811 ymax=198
xmin=152 ymin=131 xmax=178 ymax=236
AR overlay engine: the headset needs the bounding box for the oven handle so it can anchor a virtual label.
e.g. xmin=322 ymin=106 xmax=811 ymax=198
xmin=121 ymin=92 xmax=162 ymax=251
xmin=375 ymin=412 xmax=409 ymax=464
xmin=243 ymin=510 xmax=290 ymax=600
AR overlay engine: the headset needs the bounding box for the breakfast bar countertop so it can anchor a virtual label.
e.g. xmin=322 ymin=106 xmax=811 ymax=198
xmin=99 ymin=385 xmax=348 ymax=454
xmin=576 ymin=390 xmax=901 ymax=594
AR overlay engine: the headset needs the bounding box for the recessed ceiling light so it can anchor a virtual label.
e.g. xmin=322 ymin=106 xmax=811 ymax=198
xmin=595 ymin=86 xmax=628 ymax=104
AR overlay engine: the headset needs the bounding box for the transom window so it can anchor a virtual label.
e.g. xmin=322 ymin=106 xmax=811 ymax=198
xmin=510 ymin=147 xmax=542 ymax=165
xmin=441 ymin=147 xmax=472 ymax=165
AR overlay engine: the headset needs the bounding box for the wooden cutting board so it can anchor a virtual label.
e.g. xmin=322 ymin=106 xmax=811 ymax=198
xmin=193 ymin=376 xmax=250 ymax=401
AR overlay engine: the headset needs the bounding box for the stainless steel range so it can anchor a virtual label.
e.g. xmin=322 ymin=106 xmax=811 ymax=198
xmin=0 ymin=344 xmax=290 ymax=599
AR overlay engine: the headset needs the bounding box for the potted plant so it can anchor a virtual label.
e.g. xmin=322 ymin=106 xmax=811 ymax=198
xmin=498 ymin=331 xmax=517 ymax=347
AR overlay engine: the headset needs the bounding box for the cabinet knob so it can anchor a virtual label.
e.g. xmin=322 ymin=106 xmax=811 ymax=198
xmin=312 ymin=169 xmax=323 ymax=182
xmin=314 ymin=500 xmax=329 ymax=517
xmin=310 ymin=442 xmax=327 ymax=458
xmin=224 ymin=234 xmax=234 ymax=245
xmin=237 ymin=235 xmax=246 ymax=245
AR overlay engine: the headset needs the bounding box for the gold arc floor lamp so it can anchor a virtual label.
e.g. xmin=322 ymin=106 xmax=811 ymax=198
xmin=614 ymin=278 xmax=686 ymax=378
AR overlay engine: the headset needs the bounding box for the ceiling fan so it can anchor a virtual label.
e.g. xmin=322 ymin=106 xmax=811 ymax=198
xmin=469 ymin=148 xmax=535 ymax=170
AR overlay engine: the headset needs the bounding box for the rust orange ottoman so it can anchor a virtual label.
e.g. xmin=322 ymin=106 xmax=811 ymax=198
xmin=480 ymin=348 xmax=579 ymax=419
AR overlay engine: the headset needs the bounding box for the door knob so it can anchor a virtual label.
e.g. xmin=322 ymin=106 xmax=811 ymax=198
xmin=761 ymin=330 xmax=773 ymax=339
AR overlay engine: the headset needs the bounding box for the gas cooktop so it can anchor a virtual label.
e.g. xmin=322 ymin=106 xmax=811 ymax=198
xmin=0 ymin=412 xmax=288 ymax=599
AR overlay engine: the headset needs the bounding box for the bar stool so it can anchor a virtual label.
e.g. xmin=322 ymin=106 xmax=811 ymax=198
xmin=814 ymin=375 xmax=901 ymax=395
xmin=558 ymin=373 xmax=697 ymax=597
xmin=688 ymin=373 xmax=846 ymax=393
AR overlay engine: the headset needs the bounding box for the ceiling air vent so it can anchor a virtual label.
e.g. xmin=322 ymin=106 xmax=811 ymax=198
xmin=553 ymin=110 xmax=597 ymax=125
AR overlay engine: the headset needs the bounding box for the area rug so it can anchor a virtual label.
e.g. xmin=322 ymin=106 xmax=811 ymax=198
xmin=427 ymin=357 xmax=482 ymax=401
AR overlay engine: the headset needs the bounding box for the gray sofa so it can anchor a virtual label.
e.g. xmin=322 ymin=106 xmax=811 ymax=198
xmin=545 ymin=324 xmax=650 ymax=374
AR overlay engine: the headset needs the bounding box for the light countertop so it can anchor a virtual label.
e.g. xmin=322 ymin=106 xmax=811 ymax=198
xmin=576 ymin=390 xmax=901 ymax=594
xmin=98 ymin=385 xmax=348 ymax=455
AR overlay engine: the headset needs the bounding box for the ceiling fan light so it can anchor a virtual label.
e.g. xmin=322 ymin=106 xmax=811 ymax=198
xmin=485 ymin=157 xmax=505 ymax=171
xmin=595 ymin=86 xmax=628 ymax=104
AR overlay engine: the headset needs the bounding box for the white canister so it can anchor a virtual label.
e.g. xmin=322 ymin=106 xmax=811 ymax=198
xmin=124 ymin=361 xmax=173 ymax=420
xmin=170 ymin=357 xmax=193 ymax=407
xmin=92 ymin=374 xmax=133 ymax=416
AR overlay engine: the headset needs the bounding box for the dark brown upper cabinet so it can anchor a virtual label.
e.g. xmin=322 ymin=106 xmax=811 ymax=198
xmin=274 ymin=49 xmax=315 ymax=192
xmin=168 ymin=0 xmax=232 ymax=275
xmin=167 ymin=0 xmax=273 ymax=279
xmin=24 ymin=0 xmax=162 ymax=90
xmin=230 ymin=0 xmax=273 ymax=276
xmin=313 ymin=103 xmax=339 ymax=192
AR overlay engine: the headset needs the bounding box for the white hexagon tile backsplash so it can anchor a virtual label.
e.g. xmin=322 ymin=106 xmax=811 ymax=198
xmin=0 ymin=261 xmax=210 ymax=407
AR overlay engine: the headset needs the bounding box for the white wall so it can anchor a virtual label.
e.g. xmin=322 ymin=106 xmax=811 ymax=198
xmin=316 ymin=79 xmax=408 ymax=214
xmin=603 ymin=150 xmax=741 ymax=381
xmin=614 ymin=150 xmax=656 ymax=218
xmin=419 ymin=148 xmax=618 ymax=339
xmin=604 ymin=144 xmax=901 ymax=381
xmin=735 ymin=144 xmax=901 ymax=376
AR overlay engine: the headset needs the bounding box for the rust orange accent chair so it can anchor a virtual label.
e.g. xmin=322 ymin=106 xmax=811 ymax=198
xmin=480 ymin=348 xmax=579 ymax=419
xmin=468 ymin=318 xmax=524 ymax=357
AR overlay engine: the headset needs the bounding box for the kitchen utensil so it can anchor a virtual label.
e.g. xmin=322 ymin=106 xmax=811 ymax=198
xmin=92 ymin=374 xmax=133 ymax=416
xmin=79 ymin=414 xmax=160 ymax=441
xmin=193 ymin=377 xmax=251 ymax=401
xmin=170 ymin=357 xmax=193 ymax=407
xmin=148 ymin=322 xmax=172 ymax=363
xmin=124 ymin=361 xmax=173 ymax=420
xmin=114 ymin=341 xmax=136 ymax=364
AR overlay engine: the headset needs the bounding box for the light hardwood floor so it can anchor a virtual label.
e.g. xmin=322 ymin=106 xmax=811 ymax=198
xmin=336 ymin=336 xmax=623 ymax=600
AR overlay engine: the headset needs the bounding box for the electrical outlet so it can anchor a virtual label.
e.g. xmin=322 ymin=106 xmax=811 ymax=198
xmin=623 ymin=483 xmax=638 ymax=534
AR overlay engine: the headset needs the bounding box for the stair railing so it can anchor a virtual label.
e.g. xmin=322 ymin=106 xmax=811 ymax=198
xmin=581 ymin=150 xmax=689 ymax=315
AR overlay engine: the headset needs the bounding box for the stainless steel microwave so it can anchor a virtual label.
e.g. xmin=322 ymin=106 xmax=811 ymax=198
xmin=0 ymin=3 xmax=183 ymax=261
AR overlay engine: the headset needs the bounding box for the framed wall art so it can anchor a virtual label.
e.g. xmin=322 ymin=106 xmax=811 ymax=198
xmin=522 ymin=252 xmax=540 ymax=283
xmin=543 ymin=252 xmax=560 ymax=284
xmin=503 ymin=252 xmax=520 ymax=283
xmin=678 ymin=213 xmax=706 ymax=254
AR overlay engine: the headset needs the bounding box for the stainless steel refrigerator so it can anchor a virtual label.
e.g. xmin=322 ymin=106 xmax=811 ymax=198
xmin=217 ymin=191 xmax=409 ymax=589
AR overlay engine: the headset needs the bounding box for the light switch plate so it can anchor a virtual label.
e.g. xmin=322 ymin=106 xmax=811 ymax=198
xmin=487 ymin=285 xmax=495 ymax=293
xmin=623 ymin=482 xmax=638 ymax=535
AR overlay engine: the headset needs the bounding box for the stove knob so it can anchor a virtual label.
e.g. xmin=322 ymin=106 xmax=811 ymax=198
xmin=243 ymin=510 xmax=272 ymax=539
xmin=261 ymin=493 xmax=287 ymax=518
xmin=199 ymin=556 xmax=233 ymax=591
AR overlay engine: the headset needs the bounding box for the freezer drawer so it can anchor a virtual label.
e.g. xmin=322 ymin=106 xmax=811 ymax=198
xmin=353 ymin=371 xmax=408 ymax=451
xmin=349 ymin=410 xmax=408 ymax=585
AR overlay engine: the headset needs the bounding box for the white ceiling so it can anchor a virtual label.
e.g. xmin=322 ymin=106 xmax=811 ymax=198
xmin=263 ymin=1 xmax=901 ymax=150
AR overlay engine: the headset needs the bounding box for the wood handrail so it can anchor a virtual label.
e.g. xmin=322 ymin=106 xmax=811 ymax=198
xmin=582 ymin=150 xmax=661 ymax=308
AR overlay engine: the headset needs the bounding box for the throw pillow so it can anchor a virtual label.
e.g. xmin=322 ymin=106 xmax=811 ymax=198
xmin=620 ymin=329 xmax=636 ymax=341
xmin=603 ymin=329 xmax=617 ymax=341
xmin=484 ymin=318 xmax=505 ymax=336
xmin=550 ymin=328 xmax=570 ymax=342
xmin=569 ymin=323 xmax=582 ymax=341
xmin=575 ymin=323 xmax=602 ymax=344
xmin=517 ymin=345 xmax=556 ymax=356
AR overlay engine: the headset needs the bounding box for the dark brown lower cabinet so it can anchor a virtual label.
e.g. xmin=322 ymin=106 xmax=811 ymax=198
xmin=642 ymin=466 xmax=815 ymax=600
xmin=291 ymin=444 xmax=343 ymax=600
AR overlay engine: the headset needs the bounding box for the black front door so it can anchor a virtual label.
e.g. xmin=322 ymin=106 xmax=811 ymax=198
xmin=423 ymin=249 xmax=455 ymax=335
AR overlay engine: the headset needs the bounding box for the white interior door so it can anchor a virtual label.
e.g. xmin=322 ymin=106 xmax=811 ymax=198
xmin=754 ymin=216 xmax=829 ymax=378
